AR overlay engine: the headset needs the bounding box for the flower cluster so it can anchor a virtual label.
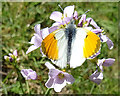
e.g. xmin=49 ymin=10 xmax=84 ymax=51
xmin=23 ymin=5 xmax=115 ymax=92
xmin=4 ymin=50 xmax=19 ymax=62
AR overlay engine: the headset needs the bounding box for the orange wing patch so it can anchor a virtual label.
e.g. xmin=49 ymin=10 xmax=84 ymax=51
xmin=41 ymin=32 xmax=58 ymax=60
xmin=83 ymin=31 xmax=100 ymax=58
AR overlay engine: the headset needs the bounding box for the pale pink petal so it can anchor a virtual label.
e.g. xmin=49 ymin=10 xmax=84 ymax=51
xmin=49 ymin=26 xmax=59 ymax=33
xmin=27 ymin=71 xmax=37 ymax=80
xmin=99 ymin=34 xmax=114 ymax=49
xmin=4 ymin=56 xmax=9 ymax=60
xmin=50 ymin=11 xmax=62 ymax=23
xmin=9 ymin=53 xmax=12 ymax=57
xmin=45 ymin=62 xmax=55 ymax=70
xmin=103 ymin=58 xmax=115 ymax=67
xmin=99 ymin=34 xmax=108 ymax=42
xmin=63 ymin=17 xmax=72 ymax=24
xmin=29 ymin=34 xmax=42 ymax=47
xmin=26 ymin=45 xmax=38 ymax=54
xmin=13 ymin=50 xmax=18 ymax=57
xmin=34 ymin=24 xmax=41 ymax=36
xmin=97 ymin=59 xmax=104 ymax=72
xmin=91 ymin=29 xmax=103 ymax=34
xmin=106 ymin=38 xmax=114 ymax=50
xmin=64 ymin=5 xmax=74 ymax=18
xmin=21 ymin=69 xmax=28 ymax=79
xmin=41 ymin=27 xmax=49 ymax=39
xmin=54 ymin=80 xmax=66 ymax=92
xmin=86 ymin=18 xmax=100 ymax=29
xmin=73 ymin=11 xmax=78 ymax=20
xmin=55 ymin=76 xmax=65 ymax=84
xmin=40 ymin=48 xmax=45 ymax=57
xmin=45 ymin=77 xmax=54 ymax=88
xmin=49 ymin=69 xmax=60 ymax=78
xmin=21 ymin=69 xmax=37 ymax=80
xmin=52 ymin=22 xmax=61 ymax=26
xmin=64 ymin=72 xmax=75 ymax=84
xmin=78 ymin=14 xmax=86 ymax=27
xmin=89 ymin=71 xmax=103 ymax=85
xmin=21 ymin=69 xmax=32 ymax=79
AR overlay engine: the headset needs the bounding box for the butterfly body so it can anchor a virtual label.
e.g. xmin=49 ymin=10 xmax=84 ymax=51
xmin=65 ymin=22 xmax=76 ymax=63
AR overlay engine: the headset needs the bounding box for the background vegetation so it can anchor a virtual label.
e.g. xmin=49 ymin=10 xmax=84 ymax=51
xmin=1 ymin=2 xmax=119 ymax=94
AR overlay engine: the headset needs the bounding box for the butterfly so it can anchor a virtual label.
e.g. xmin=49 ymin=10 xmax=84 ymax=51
xmin=41 ymin=20 xmax=101 ymax=68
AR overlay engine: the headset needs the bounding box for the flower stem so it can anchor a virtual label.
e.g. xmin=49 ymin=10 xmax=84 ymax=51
xmin=2 ymin=70 xmax=13 ymax=83
xmin=11 ymin=62 xmax=25 ymax=94
xmin=90 ymin=83 xmax=95 ymax=94
xmin=26 ymin=80 xmax=30 ymax=93
xmin=45 ymin=88 xmax=51 ymax=96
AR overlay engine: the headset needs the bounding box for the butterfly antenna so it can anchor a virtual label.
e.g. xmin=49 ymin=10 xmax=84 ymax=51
xmin=58 ymin=4 xmax=64 ymax=12
xmin=78 ymin=9 xmax=90 ymax=19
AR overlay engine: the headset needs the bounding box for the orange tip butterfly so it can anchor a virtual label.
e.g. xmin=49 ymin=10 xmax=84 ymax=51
xmin=41 ymin=20 xmax=101 ymax=68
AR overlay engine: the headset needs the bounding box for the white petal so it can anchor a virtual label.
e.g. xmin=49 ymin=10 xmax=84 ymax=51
xmin=34 ymin=24 xmax=41 ymax=35
xmin=54 ymin=80 xmax=66 ymax=92
xmin=97 ymin=72 xmax=103 ymax=80
xmin=106 ymin=38 xmax=114 ymax=50
xmin=13 ymin=50 xmax=18 ymax=56
xmin=64 ymin=73 xmax=75 ymax=84
xmin=52 ymin=22 xmax=61 ymax=26
xmin=50 ymin=11 xmax=62 ymax=23
xmin=26 ymin=45 xmax=38 ymax=54
xmin=45 ymin=62 xmax=55 ymax=69
xmin=64 ymin=5 xmax=74 ymax=18
xmin=29 ymin=34 xmax=42 ymax=46
xmin=45 ymin=77 xmax=54 ymax=88
xmin=103 ymin=58 xmax=115 ymax=66
xmin=100 ymin=34 xmax=108 ymax=42
xmin=41 ymin=27 xmax=49 ymax=39
xmin=4 ymin=56 xmax=9 ymax=60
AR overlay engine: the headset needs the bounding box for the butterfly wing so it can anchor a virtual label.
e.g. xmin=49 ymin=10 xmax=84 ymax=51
xmin=70 ymin=28 xmax=101 ymax=68
xmin=83 ymin=29 xmax=101 ymax=58
xmin=41 ymin=29 xmax=67 ymax=68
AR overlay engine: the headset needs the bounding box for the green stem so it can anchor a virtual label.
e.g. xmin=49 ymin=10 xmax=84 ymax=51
xmin=26 ymin=80 xmax=30 ymax=94
xmin=11 ymin=62 xmax=24 ymax=94
xmin=90 ymin=83 xmax=95 ymax=94
xmin=16 ymin=67 xmax=24 ymax=94
xmin=45 ymin=88 xmax=51 ymax=96
xmin=2 ymin=70 xmax=13 ymax=83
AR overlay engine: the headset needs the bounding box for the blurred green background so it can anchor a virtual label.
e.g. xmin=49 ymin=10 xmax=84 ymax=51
xmin=1 ymin=2 xmax=119 ymax=94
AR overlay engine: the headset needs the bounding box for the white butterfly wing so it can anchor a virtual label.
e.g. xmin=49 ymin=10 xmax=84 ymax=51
xmin=70 ymin=28 xmax=86 ymax=68
xmin=42 ymin=29 xmax=67 ymax=68
xmin=70 ymin=28 xmax=101 ymax=68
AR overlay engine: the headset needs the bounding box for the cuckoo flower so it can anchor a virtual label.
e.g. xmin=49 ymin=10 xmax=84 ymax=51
xmin=78 ymin=14 xmax=100 ymax=29
xmin=50 ymin=5 xmax=75 ymax=26
xmin=89 ymin=58 xmax=115 ymax=84
xmin=21 ymin=69 xmax=37 ymax=80
xmin=99 ymin=33 xmax=114 ymax=50
xmin=26 ymin=24 xmax=49 ymax=54
xmin=4 ymin=50 xmax=18 ymax=62
xmin=45 ymin=62 xmax=75 ymax=92
xmin=78 ymin=14 xmax=114 ymax=50
xmin=89 ymin=70 xmax=103 ymax=85
xmin=97 ymin=58 xmax=115 ymax=71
